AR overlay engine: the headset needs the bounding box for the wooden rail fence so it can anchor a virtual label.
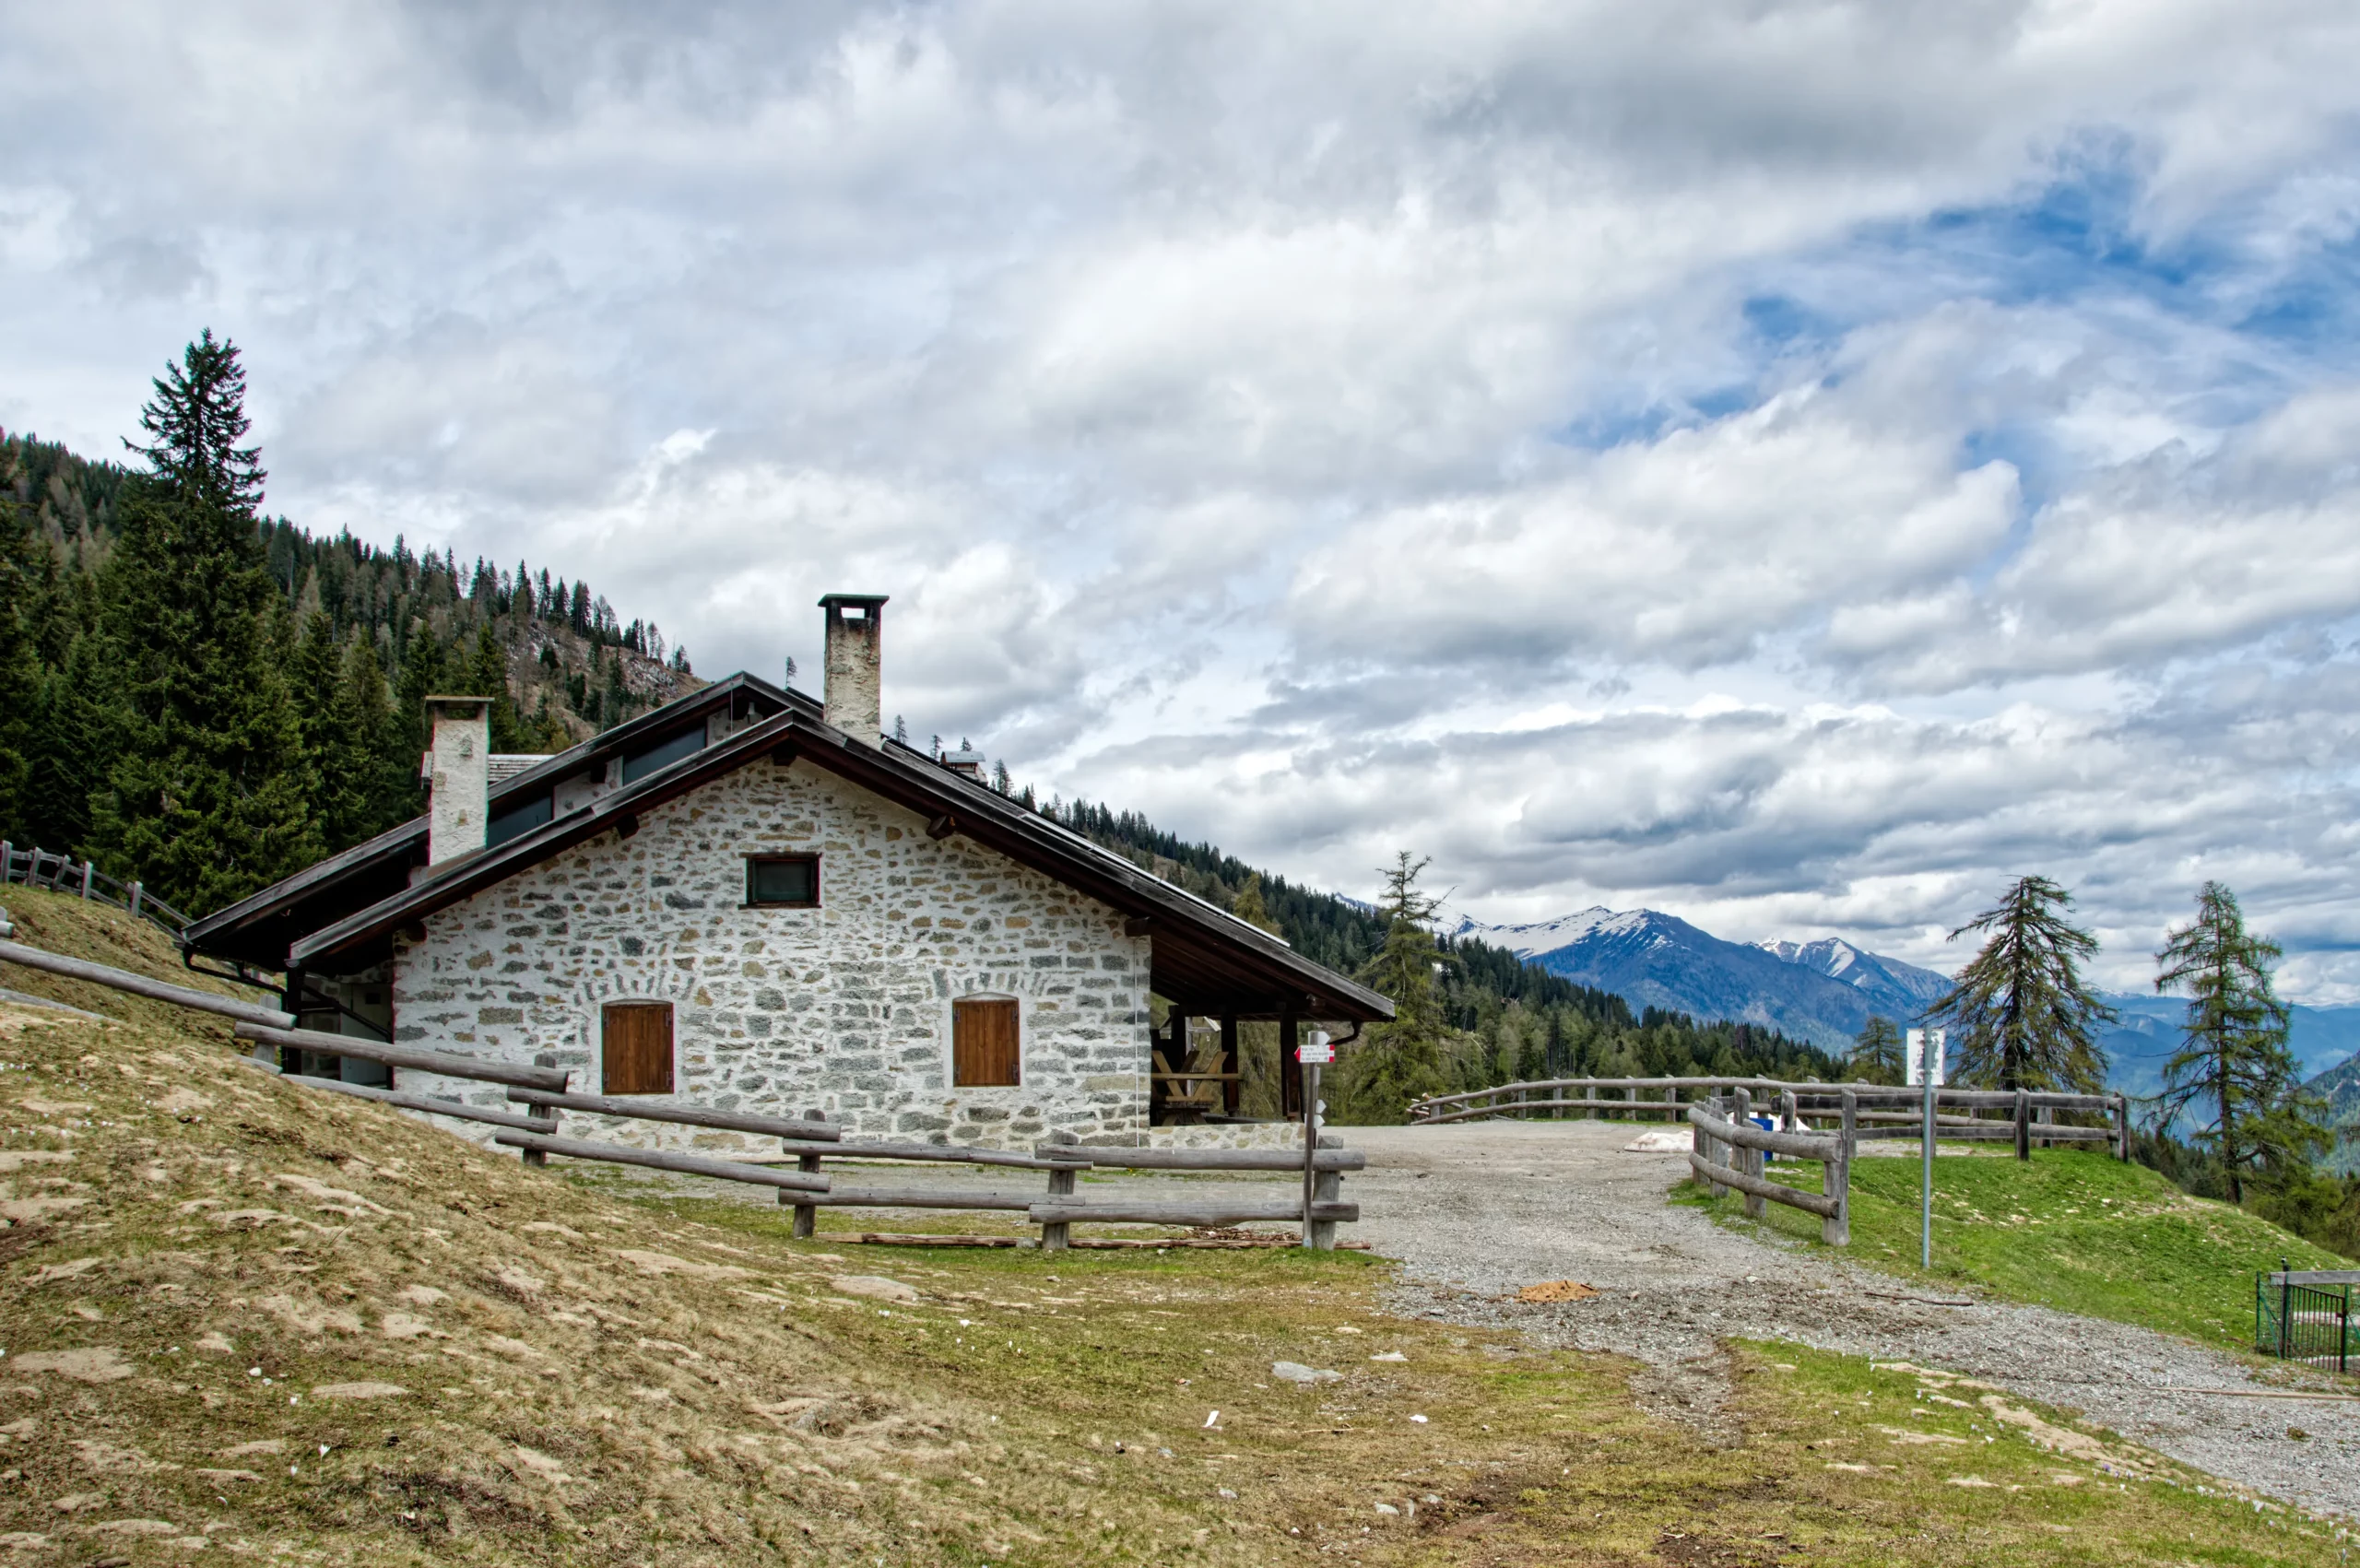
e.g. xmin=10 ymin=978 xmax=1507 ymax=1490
xmin=1689 ymin=1086 xmax=1852 ymax=1244
xmin=0 ymin=843 xmax=192 ymax=938
xmin=0 ymin=937 xmax=1363 ymax=1252
xmin=1409 ymin=1075 xmax=2130 ymax=1161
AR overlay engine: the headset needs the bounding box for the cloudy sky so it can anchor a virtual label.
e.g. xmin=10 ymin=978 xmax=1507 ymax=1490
xmin=8 ymin=0 xmax=2360 ymax=996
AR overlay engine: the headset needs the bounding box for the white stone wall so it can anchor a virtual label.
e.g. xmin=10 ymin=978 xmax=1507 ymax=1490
xmin=387 ymin=758 xmax=1156 ymax=1152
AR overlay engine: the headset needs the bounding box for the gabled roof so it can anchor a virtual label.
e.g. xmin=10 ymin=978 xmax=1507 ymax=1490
xmin=187 ymin=676 xmax=1392 ymax=1024
xmin=183 ymin=673 xmax=801 ymax=973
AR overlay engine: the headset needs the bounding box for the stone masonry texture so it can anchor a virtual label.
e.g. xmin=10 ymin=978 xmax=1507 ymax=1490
xmin=390 ymin=757 xmax=1158 ymax=1153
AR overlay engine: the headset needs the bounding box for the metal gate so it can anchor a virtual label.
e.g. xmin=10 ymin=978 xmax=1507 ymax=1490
xmin=2257 ymin=1265 xmax=2358 ymax=1372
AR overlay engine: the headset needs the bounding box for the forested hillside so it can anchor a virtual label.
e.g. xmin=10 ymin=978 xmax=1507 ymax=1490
xmin=0 ymin=335 xmax=696 ymax=915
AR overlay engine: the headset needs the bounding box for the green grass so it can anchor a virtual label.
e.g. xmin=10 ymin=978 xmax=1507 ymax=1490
xmin=1682 ymin=1146 xmax=2352 ymax=1353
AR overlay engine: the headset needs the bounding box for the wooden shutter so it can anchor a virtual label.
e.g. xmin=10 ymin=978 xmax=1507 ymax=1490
xmin=952 ymin=998 xmax=1020 ymax=1087
xmin=602 ymin=1002 xmax=674 ymax=1095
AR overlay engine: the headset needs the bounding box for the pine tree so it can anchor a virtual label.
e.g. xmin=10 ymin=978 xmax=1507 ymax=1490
xmin=1929 ymin=875 xmax=2115 ymax=1092
xmin=1847 ymin=1016 xmax=1905 ymax=1084
xmin=20 ymin=633 xmax=112 ymax=853
xmin=1341 ymin=853 xmax=1454 ymax=1122
xmin=2154 ymin=881 xmax=2323 ymax=1203
xmin=1230 ymin=873 xmax=1282 ymax=936
xmin=87 ymin=333 xmax=322 ymax=911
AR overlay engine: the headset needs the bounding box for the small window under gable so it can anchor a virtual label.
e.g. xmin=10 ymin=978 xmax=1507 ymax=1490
xmin=952 ymin=996 xmax=1021 ymax=1087
xmin=602 ymin=1002 xmax=674 ymax=1095
xmin=747 ymin=854 xmax=820 ymax=908
xmin=620 ymin=726 xmax=705 ymax=784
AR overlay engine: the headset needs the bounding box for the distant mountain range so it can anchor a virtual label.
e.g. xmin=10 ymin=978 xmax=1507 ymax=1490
xmin=1448 ymin=904 xmax=2360 ymax=1096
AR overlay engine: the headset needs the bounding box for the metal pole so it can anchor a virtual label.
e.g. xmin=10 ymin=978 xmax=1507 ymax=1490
xmin=1300 ymin=1058 xmax=1321 ymax=1248
xmin=1920 ymin=1034 xmax=1937 ymax=1270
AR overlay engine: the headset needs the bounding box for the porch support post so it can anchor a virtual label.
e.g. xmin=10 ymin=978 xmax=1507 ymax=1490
xmin=1280 ymin=1011 xmax=1302 ymax=1122
xmin=1220 ymin=1014 xmax=1240 ymax=1116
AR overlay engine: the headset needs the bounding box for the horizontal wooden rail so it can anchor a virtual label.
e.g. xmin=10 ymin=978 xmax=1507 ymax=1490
xmin=792 ymin=1187 xmax=1038 ymax=1211
xmin=493 ymin=1131 xmax=830 ymax=1193
xmin=1685 ymin=1150 xmax=1841 ymax=1220
xmin=505 ymin=1088 xmax=838 ymax=1143
xmin=1686 ymin=1102 xmax=1841 ymax=1161
xmin=276 ymin=1071 xmax=558 ymax=1133
xmin=1411 ymin=1076 xmax=2117 ymax=1119
xmin=1033 ymin=1143 xmax=1368 ymax=1173
xmin=237 ymin=1021 xmax=569 ymax=1091
xmin=0 ymin=939 xmax=293 ymax=1030
xmin=773 ymin=1139 xmax=1063 ymax=1172
xmin=1852 ymin=1123 xmax=2111 ymax=1143
xmin=1029 ymin=1198 xmax=1359 ymax=1227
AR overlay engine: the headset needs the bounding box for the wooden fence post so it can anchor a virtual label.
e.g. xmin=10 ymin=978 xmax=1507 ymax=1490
xmin=785 ymin=1108 xmax=826 ymax=1238
xmin=1709 ymin=1095 xmax=1732 ymax=1192
xmin=1042 ymin=1137 xmax=1084 ymax=1252
xmin=78 ymin=860 xmax=93 ymax=900
xmin=1733 ymin=1087 xmax=1764 ymax=1218
xmin=520 ymin=1053 xmax=561 ymax=1165
xmin=1840 ymin=1089 xmax=1858 ymax=1163
xmin=1823 ymin=1095 xmax=1852 ymax=1246
xmin=2013 ymin=1088 xmax=2030 ymax=1161
xmin=2114 ymin=1094 xmax=2130 ymax=1161
xmin=1310 ymin=1134 xmax=1342 ymax=1251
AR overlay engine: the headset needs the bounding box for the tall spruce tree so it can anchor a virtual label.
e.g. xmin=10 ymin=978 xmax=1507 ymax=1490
xmin=87 ymin=332 xmax=322 ymax=912
xmin=2154 ymin=881 xmax=2322 ymax=1203
xmin=1340 ymin=853 xmax=1454 ymax=1122
xmin=1930 ymin=875 xmax=2115 ymax=1092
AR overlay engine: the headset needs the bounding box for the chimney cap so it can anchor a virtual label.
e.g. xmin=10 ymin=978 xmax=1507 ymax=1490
xmin=818 ymin=593 xmax=889 ymax=613
xmin=422 ymin=695 xmax=492 ymax=719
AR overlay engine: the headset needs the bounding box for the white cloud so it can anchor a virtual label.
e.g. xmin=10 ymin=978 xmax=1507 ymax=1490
xmin=10 ymin=0 xmax=2360 ymax=997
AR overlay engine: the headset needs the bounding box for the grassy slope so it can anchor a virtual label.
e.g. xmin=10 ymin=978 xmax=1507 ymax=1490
xmin=0 ymin=884 xmax=2342 ymax=1564
xmin=1682 ymin=1144 xmax=2350 ymax=1354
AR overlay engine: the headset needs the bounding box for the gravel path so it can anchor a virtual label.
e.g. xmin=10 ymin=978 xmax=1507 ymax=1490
xmin=1345 ymin=1122 xmax=2360 ymax=1521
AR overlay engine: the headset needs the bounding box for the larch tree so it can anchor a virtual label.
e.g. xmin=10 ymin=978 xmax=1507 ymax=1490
xmin=88 ymin=332 xmax=322 ymax=912
xmin=1929 ymin=875 xmax=2115 ymax=1093
xmin=2154 ymin=881 xmax=2323 ymax=1204
xmin=1847 ymin=1015 xmax=1906 ymax=1085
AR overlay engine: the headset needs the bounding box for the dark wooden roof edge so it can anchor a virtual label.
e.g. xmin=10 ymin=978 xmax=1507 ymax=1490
xmin=186 ymin=673 xmax=808 ymax=948
xmin=285 ymin=700 xmax=1392 ymax=1022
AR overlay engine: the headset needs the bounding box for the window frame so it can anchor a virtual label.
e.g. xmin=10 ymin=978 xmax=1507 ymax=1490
xmin=744 ymin=853 xmax=821 ymax=909
xmin=950 ymin=995 xmax=1022 ymax=1088
xmin=601 ymin=1000 xmax=676 ymax=1096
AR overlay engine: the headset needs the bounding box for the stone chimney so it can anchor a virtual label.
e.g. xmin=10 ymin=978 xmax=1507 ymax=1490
xmin=818 ymin=594 xmax=888 ymax=746
xmin=423 ymin=696 xmax=491 ymax=866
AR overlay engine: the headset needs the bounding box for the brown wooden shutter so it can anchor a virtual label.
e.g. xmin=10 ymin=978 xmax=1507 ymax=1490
xmin=951 ymin=998 xmax=1020 ymax=1087
xmin=602 ymin=1002 xmax=674 ymax=1095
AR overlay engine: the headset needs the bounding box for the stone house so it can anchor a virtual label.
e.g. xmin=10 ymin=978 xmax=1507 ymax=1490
xmin=185 ymin=595 xmax=1390 ymax=1151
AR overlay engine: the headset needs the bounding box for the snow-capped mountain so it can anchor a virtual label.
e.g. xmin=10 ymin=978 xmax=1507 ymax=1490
xmin=1447 ymin=906 xmax=1931 ymax=1051
xmin=1752 ymin=937 xmax=1952 ymax=1024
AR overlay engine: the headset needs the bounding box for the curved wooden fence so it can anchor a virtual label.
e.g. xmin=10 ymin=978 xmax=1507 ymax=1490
xmin=1 ymin=843 xmax=192 ymax=938
xmin=1409 ymin=1074 xmax=2129 ymax=1160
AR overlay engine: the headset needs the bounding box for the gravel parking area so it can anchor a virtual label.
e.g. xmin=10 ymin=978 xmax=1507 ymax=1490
xmin=1347 ymin=1121 xmax=2360 ymax=1521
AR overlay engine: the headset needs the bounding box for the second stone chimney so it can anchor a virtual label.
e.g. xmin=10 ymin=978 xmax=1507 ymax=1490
xmin=423 ymin=696 xmax=491 ymax=866
xmin=819 ymin=593 xmax=888 ymax=747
